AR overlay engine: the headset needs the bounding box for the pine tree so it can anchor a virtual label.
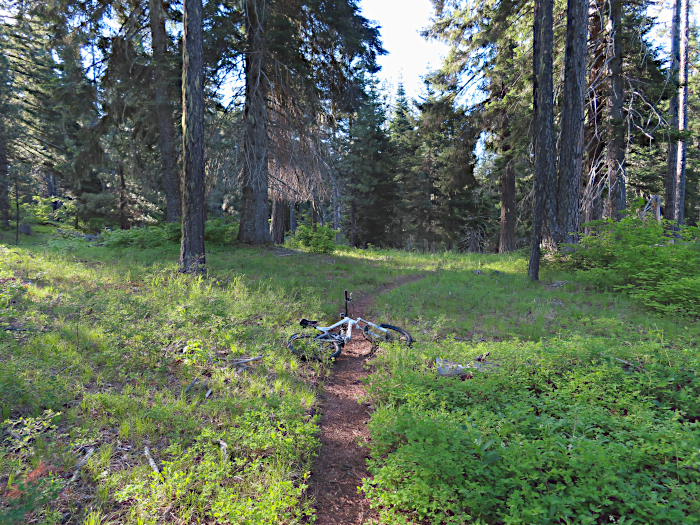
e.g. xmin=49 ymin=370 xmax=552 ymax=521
xmin=557 ymin=0 xmax=587 ymax=242
xmin=341 ymin=78 xmax=398 ymax=247
xmin=674 ymin=0 xmax=689 ymax=224
xmin=664 ymin=0 xmax=681 ymax=221
xmin=529 ymin=0 xmax=555 ymax=280
xmin=179 ymin=0 xmax=206 ymax=274
xmin=236 ymin=0 xmax=384 ymax=245
xmin=150 ymin=0 xmax=182 ymax=223
xmin=606 ymin=0 xmax=626 ymax=220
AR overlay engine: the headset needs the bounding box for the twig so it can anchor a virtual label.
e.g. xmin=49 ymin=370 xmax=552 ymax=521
xmin=184 ymin=377 xmax=198 ymax=394
xmin=144 ymin=447 xmax=160 ymax=474
xmin=606 ymin=355 xmax=646 ymax=372
xmin=231 ymin=356 xmax=263 ymax=366
xmin=66 ymin=447 xmax=95 ymax=486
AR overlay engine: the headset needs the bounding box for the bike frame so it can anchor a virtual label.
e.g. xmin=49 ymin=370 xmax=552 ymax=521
xmin=312 ymin=316 xmax=390 ymax=344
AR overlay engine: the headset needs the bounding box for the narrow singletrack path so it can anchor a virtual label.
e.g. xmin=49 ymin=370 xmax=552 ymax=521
xmin=312 ymin=274 xmax=426 ymax=525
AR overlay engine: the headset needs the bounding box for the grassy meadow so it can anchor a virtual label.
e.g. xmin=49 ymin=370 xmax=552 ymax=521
xmin=0 ymin=226 xmax=698 ymax=524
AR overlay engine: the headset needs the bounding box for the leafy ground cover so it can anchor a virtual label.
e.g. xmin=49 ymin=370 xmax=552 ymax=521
xmin=0 ymin=228 xmax=418 ymax=524
xmin=1 ymin=226 xmax=698 ymax=525
xmin=361 ymin=249 xmax=700 ymax=524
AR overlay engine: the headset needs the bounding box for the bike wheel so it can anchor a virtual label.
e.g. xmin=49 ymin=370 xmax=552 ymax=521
xmin=363 ymin=324 xmax=414 ymax=345
xmin=288 ymin=333 xmax=342 ymax=360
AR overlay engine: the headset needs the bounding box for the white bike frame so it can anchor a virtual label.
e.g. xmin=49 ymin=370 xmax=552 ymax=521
xmin=312 ymin=316 xmax=390 ymax=344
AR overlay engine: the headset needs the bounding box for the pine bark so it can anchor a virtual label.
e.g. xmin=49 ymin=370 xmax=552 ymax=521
xmin=664 ymin=0 xmax=681 ymax=221
xmin=557 ymin=0 xmax=588 ymax=243
xmin=290 ymin=201 xmax=297 ymax=232
xmin=606 ymin=0 xmax=626 ymax=220
xmin=238 ymin=0 xmax=271 ymax=245
xmin=584 ymin=2 xmax=606 ymax=230
xmin=529 ymin=0 xmax=555 ymax=280
xmin=0 ymin=126 xmax=9 ymax=227
xmin=270 ymin=197 xmax=286 ymax=244
xmin=499 ymin=161 xmax=516 ymax=253
xmin=674 ymin=0 xmax=689 ymax=224
xmin=119 ymin=162 xmax=129 ymax=230
xmin=179 ymin=0 xmax=206 ymax=274
xmin=149 ymin=0 xmax=181 ymax=223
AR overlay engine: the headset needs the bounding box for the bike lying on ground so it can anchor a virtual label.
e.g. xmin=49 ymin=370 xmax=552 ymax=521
xmin=288 ymin=290 xmax=413 ymax=360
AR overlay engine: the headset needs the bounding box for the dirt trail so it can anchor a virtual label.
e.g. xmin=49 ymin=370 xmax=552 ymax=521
xmin=312 ymin=273 xmax=426 ymax=525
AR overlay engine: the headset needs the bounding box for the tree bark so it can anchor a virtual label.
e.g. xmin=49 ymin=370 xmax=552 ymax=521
xmin=334 ymin=186 xmax=341 ymax=242
xmin=0 ymin=127 xmax=9 ymax=227
xmin=179 ymin=0 xmax=206 ymax=274
xmin=270 ymin=197 xmax=286 ymax=244
xmin=350 ymin=198 xmax=357 ymax=247
xmin=529 ymin=0 xmax=555 ymax=281
xmin=674 ymin=0 xmax=688 ymax=224
xmin=557 ymin=0 xmax=588 ymax=243
xmin=119 ymin=162 xmax=130 ymax=230
xmin=499 ymin=157 xmax=516 ymax=253
xmin=584 ymin=1 xmax=606 ymax=231
xmin=238 ymin=0 xmax=271 ymax=245
xmin=664 ymin=0 xmax=681 ymax=221
xmin=498 ymin=61 xmax=516 ymax=254
xmin=606 ymin=0 xmax=626 ymax=220
xmin=290 ymin=201 xmax=297 ymax=232
xmin=150 ymin=0 xmax=182 ymax=223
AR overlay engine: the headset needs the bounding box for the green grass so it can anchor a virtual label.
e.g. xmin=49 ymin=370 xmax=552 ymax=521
xmin=0 ymin=228 xmax=698 ymax=524
xmin=0 ymin=229 xmax=426 ymax=524
xmin=359 ymin=252 xmax=700 ymax=524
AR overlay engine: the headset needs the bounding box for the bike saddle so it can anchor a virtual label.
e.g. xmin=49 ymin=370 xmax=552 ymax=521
xmin=300 ymin=319 xmax=318 ymax=327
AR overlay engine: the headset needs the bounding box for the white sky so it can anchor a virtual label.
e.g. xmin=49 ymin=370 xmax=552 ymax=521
xmin=359 ymin=0 xmax=449 ymax=100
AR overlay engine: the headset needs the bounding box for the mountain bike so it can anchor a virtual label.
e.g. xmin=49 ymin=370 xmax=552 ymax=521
xmin=287 ymin=290 xmax=413 ymax=360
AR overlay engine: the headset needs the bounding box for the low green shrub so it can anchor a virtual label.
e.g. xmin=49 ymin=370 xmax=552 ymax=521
xmin=287 ymin=224 xmax=336 ymax=254
xmin=100 ymin=220 xmax=237 ymax=248
xmin=559 ymin=218 xmax=700 ymax=317
xmin=364 ymin=337 xmax=700 ymax=524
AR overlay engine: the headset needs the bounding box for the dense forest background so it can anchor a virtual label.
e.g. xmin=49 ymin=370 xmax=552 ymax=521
xmin=0 ymin=0 xmax=697 ymax=267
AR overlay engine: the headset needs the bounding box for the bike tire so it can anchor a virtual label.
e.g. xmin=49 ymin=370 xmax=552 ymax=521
xmin=363 ymin=324 xmax=414 ymax=345
xmin=288 ymin=333 xmax=342 ymax=360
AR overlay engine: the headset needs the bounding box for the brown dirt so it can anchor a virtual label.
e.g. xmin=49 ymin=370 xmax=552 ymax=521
xmin=312 ymin=273 xmax=426 ymax=525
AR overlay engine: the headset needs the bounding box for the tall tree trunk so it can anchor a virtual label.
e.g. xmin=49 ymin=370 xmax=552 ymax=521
xmin=150 ymin=0 xmax=182 ymax=223
xmin=674 ymin=0 xmax=689 ymax=224
xmin=529 ymin=0 xmax=555 ymax=281
xmin=238 ymin=0 xmax=271 ymax=245
xmin=334 ymin=186 xmax=341 ymax=242
xmin=499 ymin=155 xmax=516 ymax=253
xmin=270 ymin=197 xmax=286 ymax=244
xmin=664 ymin=0 xmax=681 ymax=221
xmin=350 ymin=198 xmax=357 ymax=247
xmin=179 ymin=0 xmax=206 ymax=274
xmin=0 ymin=128 xmax=9 ymax=227
xmin=606 ymin=0 xmax=626 ymax=220
xmin=14 ymin=176 xmax=19 ymax=244
xmin=557 ymin=0 xmax=588 ymax=243
xmin=290 ymin=201 xmax=297 ymax=232
xmin=584 ymin=0 xmax=606 ymax=231
xmin=498 ymin=63 xmax=516 ymax=253
xmin=119 ymin=162 xmax=129 ymax=230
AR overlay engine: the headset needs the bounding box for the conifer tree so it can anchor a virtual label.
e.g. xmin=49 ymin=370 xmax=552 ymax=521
xmin=606 ymin=0 xmax=626 ymax=220
xmin=179 ymin=0 xmax=206 ymax=273
xmin=150 ymin=0 xmax=182 ymax=223
xmin=557 ymin=0 xmax=588 ymax=242
xmin=236 ymin=0 xmax=383 ymax=245
xmin=529 ymin=0 xmax=555 ymax=280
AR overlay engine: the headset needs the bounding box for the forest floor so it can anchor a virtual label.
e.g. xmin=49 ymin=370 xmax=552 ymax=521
xmin=0 ymin=226 xmax=698 ymax=525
